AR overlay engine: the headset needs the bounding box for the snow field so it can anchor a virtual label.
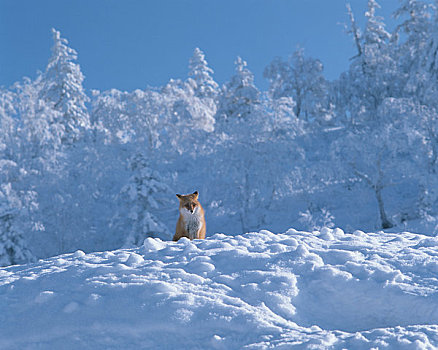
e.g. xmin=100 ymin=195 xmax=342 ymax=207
xmin=1 ymin=228 xmax=438 ymax=349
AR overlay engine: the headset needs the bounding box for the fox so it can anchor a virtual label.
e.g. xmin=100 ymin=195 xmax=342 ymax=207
xmin=173 ymin=191 xmax=206 ymax=241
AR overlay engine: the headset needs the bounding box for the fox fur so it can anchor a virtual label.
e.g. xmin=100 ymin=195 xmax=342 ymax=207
xmin=173 ymin=191 xmax=206 ymax=241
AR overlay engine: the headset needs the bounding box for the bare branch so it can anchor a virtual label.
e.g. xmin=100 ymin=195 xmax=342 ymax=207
xmin=346 ymin=3 xmax=363 ymax=59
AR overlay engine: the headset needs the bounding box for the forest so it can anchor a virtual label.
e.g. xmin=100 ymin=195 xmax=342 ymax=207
xmin=1 ymin=0 xmax=438 ymax=266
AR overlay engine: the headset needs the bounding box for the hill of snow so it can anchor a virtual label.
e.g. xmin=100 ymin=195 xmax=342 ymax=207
xmin=1 ymin=228 xmax=438 ymax=349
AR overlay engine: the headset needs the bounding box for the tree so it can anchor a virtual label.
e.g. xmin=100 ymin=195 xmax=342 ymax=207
xmin=217 ymin=56 xmax=260 ymax=124
xmin=393 ymin=0 xmax=433 ymax=100
xmin=187 ymin=48 xmax=219 ymax=99
xmin=112 ymin=153 xmax=171 ymax=247
xmin=41 ymin=28 xmax=90 ymax=143
xmin=15 ymin=76 xmax=65 ymax=174
xmin=213 ymin=57 xmax=292 ymax=233
xmin=161 ymin=78 xmax=215 ymax=156
xmin=90 ymin=88 xmax=138 ymax=144
xmin=127 ymin=89 xmax=163 ymax=151
xmin=0 ymin=88 xmax=17 ymax=160
xmin=406 ymin=101 xmax=438 ymax=223
xmin=264 ymin=48 xmax=330 ymax=123
xmin=410 ymin=2 xmax=438 ymax=108
xmin=266 ymin=96 xmax=304 ymax=138
xmin=332 ymin=98 xmax=426 ymax=229
xmin=340 ymin=1 xmax=398 ymax=126
xmin=0 ymin=181 xmax=35 ymax=266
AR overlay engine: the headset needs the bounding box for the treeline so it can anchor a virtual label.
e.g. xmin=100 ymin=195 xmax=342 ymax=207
xmin=1 ymin=0 xmax=438 ymax=266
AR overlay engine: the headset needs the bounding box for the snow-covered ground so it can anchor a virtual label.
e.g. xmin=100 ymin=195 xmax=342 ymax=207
xmin=1 ymin=228 xmax=438 ymax=349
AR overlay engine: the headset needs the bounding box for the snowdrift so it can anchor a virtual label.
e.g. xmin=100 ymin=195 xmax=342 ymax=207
xmin=1 ymin=228 xmax=438 ymax=349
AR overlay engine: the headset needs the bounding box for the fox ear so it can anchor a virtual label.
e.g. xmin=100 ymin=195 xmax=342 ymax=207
xmin=176 ymin=194 xmax=182 ymax=199
xmin=193 ymin=191 xmax=199 ymax=198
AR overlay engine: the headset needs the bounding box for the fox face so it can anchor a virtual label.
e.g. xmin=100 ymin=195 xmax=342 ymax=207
xmin=176 ymin=191 xmax=200 ymax=214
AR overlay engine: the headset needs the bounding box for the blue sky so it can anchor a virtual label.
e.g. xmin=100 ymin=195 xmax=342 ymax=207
xmin=0 ymin=0 xmax=401 ymax=92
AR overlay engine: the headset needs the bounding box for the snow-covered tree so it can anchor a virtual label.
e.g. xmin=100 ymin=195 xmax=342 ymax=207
xmin=339 ymin=1 xmax=398 ymax=126
xmin=393 ymin=0 xmax=433 ymax=99
xmin=215 ymin=56 xmax=263 ymax=143
xmin=159 ymin=49 xmax=220 ymax=148
xmin=131 ymin=90 xmax=161 ymax=147
xmin=41 ymin=28 xmax=90 ymax=143
xmin=15 ymin=76 xmax=65 ymax=173
xmin=402 ymin=101 xmax=438 ymax=222
xmin=332 ymin=98 xmax=426 ymax=229
xmin=112 ymin=153 xmax=171 ymax=247
xmin=265 ymin=96 xmax=305 ymax=139
xmin=0 ymin=88 xmax=17 ymax=160
xmin=363 ymin=0 xmax=391 ymax=46
xmin=187 ymin=48 xmax=219 ymax=99
xmin=161 ymin=78 xmax=215 ymax=155
xmin=92 ymin=88 xmax=163 ymax=147
xmin=264 ymin=48 xmax=330 ymax=123
xmin=213 ymin=58 xmax=301 ymax=233
xmin=0 ymin=181 xmax=35 ymax=267
xmin=217 ymin=56 xmax=260 ymax=125
xmin=409 ymin=3 xmax=438 ymax=108
xmin=91 ymin=88 xmax=137 ymax=144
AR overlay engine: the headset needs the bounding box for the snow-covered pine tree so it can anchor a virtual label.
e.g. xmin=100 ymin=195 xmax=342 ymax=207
xmin=217 ymin=56 xmax=260 ymax=124
xmin=113 ymin=153 xmax=170 ymax=247
xmin=187 ymin=48 xmax=219 ymax=99
xmin=0 ymin=182 xmax=35 ymax=266
xmin=7 ymin=76 xmax=71 ymax=259
xmin=185 ymin=48 xmax=218 ymax=136
xmin=41 ymin=28 xmax=90 ymax=144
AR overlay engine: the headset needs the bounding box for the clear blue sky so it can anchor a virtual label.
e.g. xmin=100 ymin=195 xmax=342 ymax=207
xmin=0 ymin=0 xmax=401 ymax=92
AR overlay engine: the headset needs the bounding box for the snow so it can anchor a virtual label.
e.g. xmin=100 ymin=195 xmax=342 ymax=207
xmin=1 ymin=228 xmax=438 ymax=349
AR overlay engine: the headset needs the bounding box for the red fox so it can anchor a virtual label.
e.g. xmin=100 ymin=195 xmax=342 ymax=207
xmin=173 ymin=191 xmax=206 ymax=241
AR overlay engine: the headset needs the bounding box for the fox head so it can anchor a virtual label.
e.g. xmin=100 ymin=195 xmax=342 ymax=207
xmin=176 ymin=191 xmax=200 ymax=214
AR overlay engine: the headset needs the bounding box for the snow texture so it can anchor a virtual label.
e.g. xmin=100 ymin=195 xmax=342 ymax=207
xmin=1 ymin=228 xmax=438 ymax=349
